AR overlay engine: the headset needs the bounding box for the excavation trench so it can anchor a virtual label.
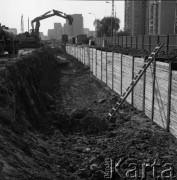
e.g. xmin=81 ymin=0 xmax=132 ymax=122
xmin=0 ymin=46 xmax=177 ymax=180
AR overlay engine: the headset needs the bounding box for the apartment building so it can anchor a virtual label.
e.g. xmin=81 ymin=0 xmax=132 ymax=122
xmin=125 ymin=0 xmax=177 ymax=35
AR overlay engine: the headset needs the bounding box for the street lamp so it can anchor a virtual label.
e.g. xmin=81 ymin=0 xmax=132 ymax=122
xmin=88 ymin=12 xmax=97 ymax=37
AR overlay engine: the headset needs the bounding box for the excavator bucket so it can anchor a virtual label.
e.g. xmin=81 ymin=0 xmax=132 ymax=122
xmin=66 ymin=15 xmax=73 ymax=25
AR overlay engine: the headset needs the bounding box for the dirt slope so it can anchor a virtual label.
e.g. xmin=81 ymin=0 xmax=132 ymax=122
xmin=0 ymin=46 xmax=177 ymax=180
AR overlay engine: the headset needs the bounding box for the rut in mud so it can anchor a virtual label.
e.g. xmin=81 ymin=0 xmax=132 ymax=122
xmin=0 ymin=46 xmax=177 ymax=180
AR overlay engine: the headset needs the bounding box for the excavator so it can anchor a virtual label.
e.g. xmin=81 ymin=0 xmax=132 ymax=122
xmin=17 ymin=9 xmax=73 ymax=48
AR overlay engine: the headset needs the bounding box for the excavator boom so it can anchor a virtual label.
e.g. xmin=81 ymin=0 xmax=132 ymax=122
xmin=31 ymin=9 xmax=73 ymax=31
xmin=17 ymin=9 xmax=73 ymax=48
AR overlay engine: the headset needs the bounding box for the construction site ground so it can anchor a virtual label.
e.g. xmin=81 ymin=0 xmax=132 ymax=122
xmin=1 ymin=46 xmax=177 ymax=180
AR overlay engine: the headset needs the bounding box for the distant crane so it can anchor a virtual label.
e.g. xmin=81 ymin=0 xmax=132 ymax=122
xmin=21 ymin=15 xmax=24 ymax=33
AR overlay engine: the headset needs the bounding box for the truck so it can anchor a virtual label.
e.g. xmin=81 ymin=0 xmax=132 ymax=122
xmin=0 ymin=24 xmax=19 ymax=56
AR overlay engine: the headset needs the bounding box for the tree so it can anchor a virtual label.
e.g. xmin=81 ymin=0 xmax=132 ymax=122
xmin=94 ymin=16 xmax=120 ymax=37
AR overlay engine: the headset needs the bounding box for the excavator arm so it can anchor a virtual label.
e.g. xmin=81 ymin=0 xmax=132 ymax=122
xmin=31 ymin=9 xmax=73 ymax=38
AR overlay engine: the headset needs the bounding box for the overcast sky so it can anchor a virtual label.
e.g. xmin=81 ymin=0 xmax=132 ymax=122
xmin=0 ymin=0 xmax=125 ymax=35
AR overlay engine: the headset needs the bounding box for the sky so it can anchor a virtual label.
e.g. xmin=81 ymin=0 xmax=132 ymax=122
xmin=0 ymin=0 xmax=125 ymax=36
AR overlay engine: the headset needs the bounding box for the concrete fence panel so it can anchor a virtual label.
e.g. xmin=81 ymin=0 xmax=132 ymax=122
xmin=153 ymin=62 xmax=169 ymax=129
xmin=66 ymin=44 xmax=177 ymax=139
xmin=96 ymin=50 xmax=102 ymax=80
xmin=170 ymin=70 xmax=177 ymax=137
xmin=92 ymin=48 xmax=96 ymax=76
xmin=113 ymin=53 xmax=122 ymax=95
xmin=133 ymin=57 xmax=145 ymax=111
xmin=102 ymin=51 xmax=107 ymax=84
xmin=145 ymin=63 xmax=154 ymax=119
xmin=122 ymin=55 xmax=133 ymax=104
xmin=107 ymin=52 xmax=113 ymax=89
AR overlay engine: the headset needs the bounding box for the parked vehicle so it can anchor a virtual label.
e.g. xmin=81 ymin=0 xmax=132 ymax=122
xmin=0 ymin=24 xmax=19 ymax=56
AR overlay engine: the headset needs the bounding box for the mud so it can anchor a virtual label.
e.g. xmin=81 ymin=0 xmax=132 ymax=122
xmin=0 ymin=46 xmax=177 ymax=180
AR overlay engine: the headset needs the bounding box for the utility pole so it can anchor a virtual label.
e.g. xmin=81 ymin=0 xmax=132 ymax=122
xmin=111 ymin=0 xmax=114 ymax=37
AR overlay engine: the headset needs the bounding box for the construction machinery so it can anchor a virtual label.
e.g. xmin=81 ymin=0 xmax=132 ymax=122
xmin=0 ymin=24 xmax=19 ymax=56
xmin=17 ymin=9 xmax=73 ymax=48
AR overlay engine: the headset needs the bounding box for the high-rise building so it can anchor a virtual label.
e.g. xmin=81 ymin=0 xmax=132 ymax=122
xmin=54 ymin=23 xmax=62 ymax=40
xmin=124 ymin=0 xmax=133 ymax=35
xmin=72 ymin=14 xmax=83 ymax=36
xmin=124 ymin=0 xmax=177 ymax=35
xmin=65 ymin=14 xmax=83 ymax=37
xmin=149 ymin=0 xmax=176 ymax=35
xmin=48 ymin=29 xmax=55 ymax=40
xmin=63 ymin=23 xmax=67 ymax=34
xmin=124 ymin=0 xmax=147 ymax=35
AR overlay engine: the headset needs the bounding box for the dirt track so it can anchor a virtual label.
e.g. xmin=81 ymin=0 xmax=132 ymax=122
xmin=1 ymin=47 xmax=177 ymax=180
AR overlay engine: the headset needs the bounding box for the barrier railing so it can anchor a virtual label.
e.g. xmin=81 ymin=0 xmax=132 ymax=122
xmin=94 ymin=34 xmax=177 ymax=54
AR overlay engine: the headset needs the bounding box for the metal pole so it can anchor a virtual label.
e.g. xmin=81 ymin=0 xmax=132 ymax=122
xmin=112 ymin=51 xmax=114 ymax=90
xmin=166 ymin=62 xmax=172 ymax=132
xmin=151 ymin=59 xmax=156 ymax=121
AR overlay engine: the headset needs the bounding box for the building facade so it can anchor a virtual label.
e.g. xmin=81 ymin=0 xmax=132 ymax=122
xmin=48 ymin=29 xmax=55 ymax=40
xmin=125 ymin=0 xmax=177 ymax=35
xmin=54 ymin=23 xmax=62 ymax=40
xmin=149 ymin=0 xmax=176 ymax=35
xmin=124 ymin=0 xmax=148 ymax=36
